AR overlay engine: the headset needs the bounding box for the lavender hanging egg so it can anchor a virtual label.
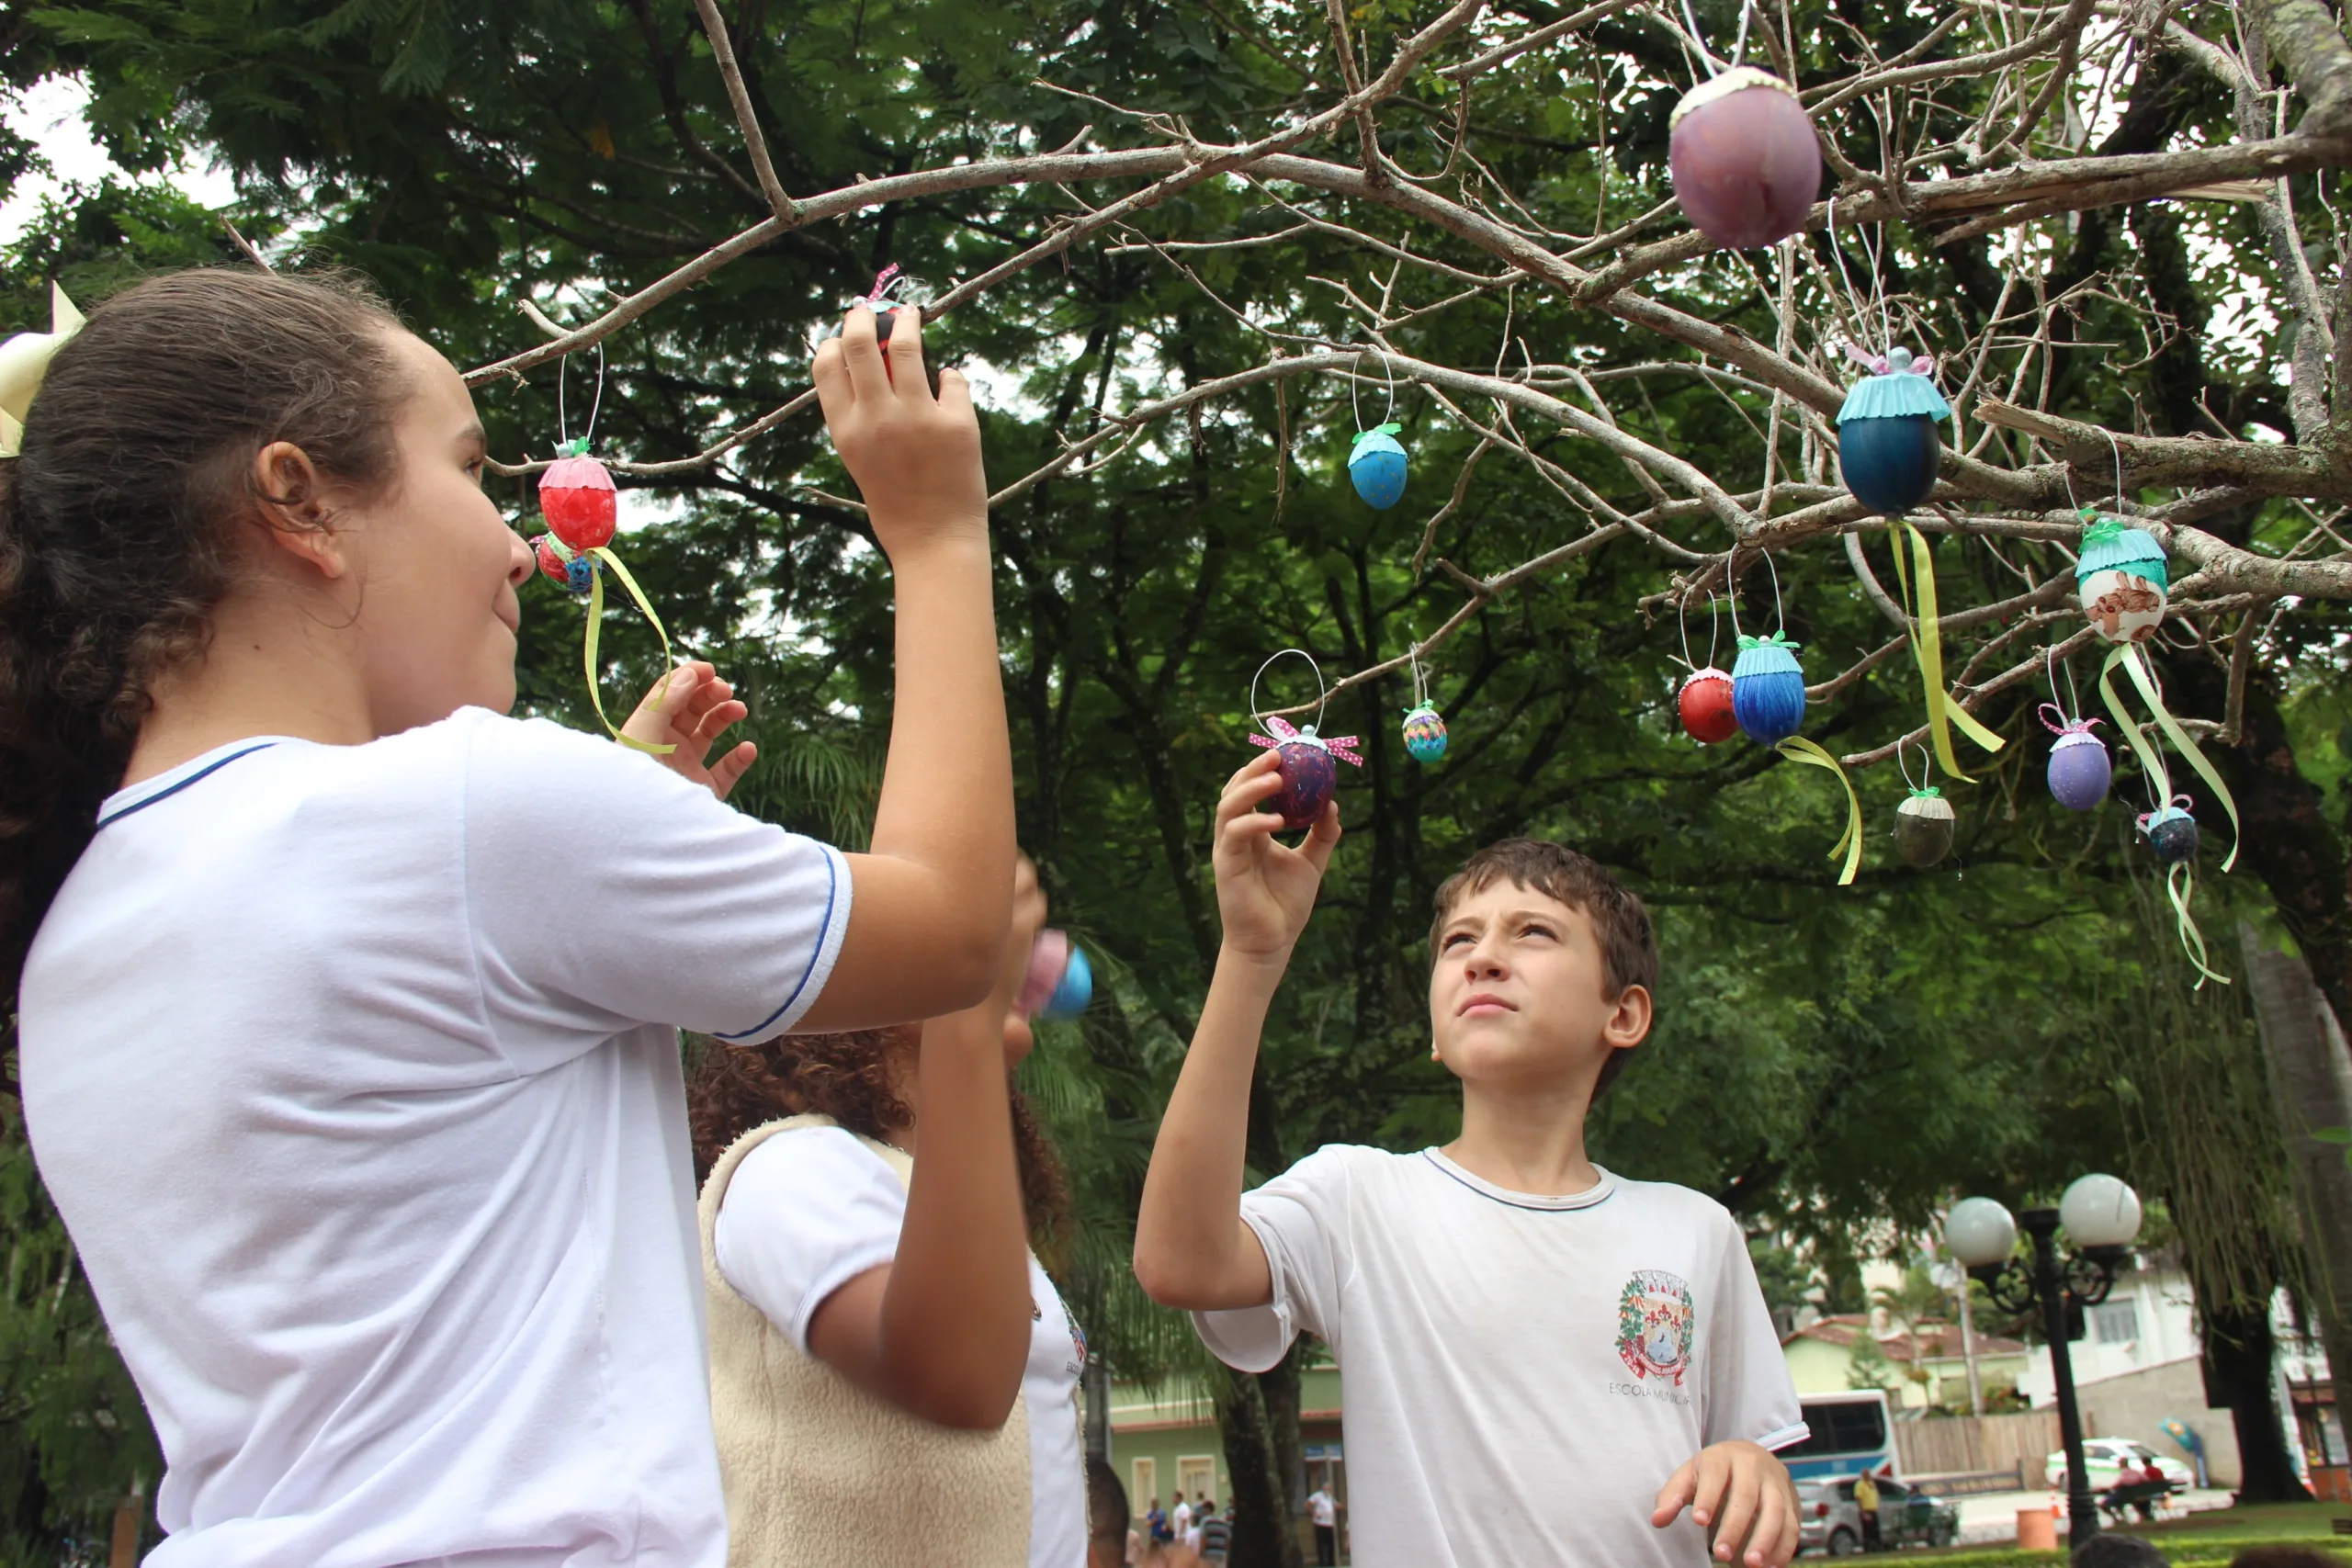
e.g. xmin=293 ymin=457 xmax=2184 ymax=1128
xmin=2041 ymin=709 xmax=2111 ymax=811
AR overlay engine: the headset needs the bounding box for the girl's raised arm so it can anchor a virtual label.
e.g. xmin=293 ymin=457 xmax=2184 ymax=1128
xmin=798 ymin=306 xmax=1013 ymax=1032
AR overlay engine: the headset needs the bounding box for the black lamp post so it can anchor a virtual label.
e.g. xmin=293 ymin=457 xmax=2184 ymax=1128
xmin=1945 ymin=1176 xmax=2144 ymax=1551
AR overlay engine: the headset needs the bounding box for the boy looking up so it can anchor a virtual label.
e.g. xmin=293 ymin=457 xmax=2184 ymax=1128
xmin=1134 ymin=753 xmax=1807 ymax=1568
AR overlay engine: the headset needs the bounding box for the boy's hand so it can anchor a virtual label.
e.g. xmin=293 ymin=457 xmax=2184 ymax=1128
xmin=1652 ymin=1440 xmax=1798 ymax=1568
xmin=1211 ymin=751 xmax=1340 ymax=961
xmin=621 ymin=661 xmax=756 ymax=801
xmin=810 ymin=305 xmax=985 ymax=558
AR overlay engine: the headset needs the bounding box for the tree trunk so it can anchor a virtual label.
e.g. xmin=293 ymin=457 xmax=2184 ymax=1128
xmin=2242 ymin=925 xmax=2352 ymax=1419
xmin=2202 ymin=1297 xmax=2312 ymax=1501
xmin=1216 ymin=1349 xmax=1307 ymax=1568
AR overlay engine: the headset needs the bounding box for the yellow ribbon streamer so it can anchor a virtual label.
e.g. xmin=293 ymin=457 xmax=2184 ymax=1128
xmin=1778 ymin=736 xmax=1864 ymax=886
xmin=1887 ymin=517 xmax=2007 ymax=781
xmin=582 ymin=546 xmax=677 ymax=755
xmin=2098 ymin=643 xmax=2239 ymax=873
xmin=2164 ymin=861 xmax=2231 ymax=988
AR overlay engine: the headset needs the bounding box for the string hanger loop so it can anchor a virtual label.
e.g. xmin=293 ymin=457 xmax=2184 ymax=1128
xmin=1250 ymin=647 xmax=1331 ymax=737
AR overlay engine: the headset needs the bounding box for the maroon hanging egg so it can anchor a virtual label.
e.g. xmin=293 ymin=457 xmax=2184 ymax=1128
xmin=1668 ymin=68 xmax=1821 ymax=250
xmin=539 ymin=446 xmax=617 ymax=553
xmin=1248 ymin=716 xmax=1365 ymax=831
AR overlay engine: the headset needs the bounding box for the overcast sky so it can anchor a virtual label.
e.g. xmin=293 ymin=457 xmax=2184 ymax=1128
xmin=2 ymin=74 xmax=236 ymax=247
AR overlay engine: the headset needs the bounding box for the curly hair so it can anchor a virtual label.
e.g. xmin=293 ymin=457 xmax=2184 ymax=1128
xmin=687 ymin=1026 xmax=1072 ymax=1253
xmin=0 ymin=269 xmax=405 ymax=1015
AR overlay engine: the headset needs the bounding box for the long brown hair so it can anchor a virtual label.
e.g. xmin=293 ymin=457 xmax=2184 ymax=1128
xmin=687 ymin=1026 xmax=1072 ymax=1252
xmin=0 ymin=269 xmax=406 ymax=1013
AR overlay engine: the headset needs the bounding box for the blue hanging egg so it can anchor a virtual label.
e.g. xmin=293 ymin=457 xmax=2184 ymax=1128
xmin=1402 ymin=703 xmax=1448 ymax=762
xmin=1837 ymin=348 xmax=1952 ymax=516
xmin=1731 ymin=631 xmax=1806 ymax=745
xmin=2139 ymin=802 xmax=2199 ymax=865
xmin=1040 ymin=945 xmax=1092 ymax=1021
xmin=1351 ymin=423 xmax=1408 ymax=509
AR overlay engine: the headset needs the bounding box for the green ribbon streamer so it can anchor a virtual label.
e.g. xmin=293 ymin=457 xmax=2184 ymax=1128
xmin=2098 ymin=643 xmax=2240 ymax=873
xmin=1887 ymin=517 xmax=2007 ymax=781
xmin=1777 ymin=736 xmax=1864 ymax=886
xmin=1737 ymin=630 xmax=1801 ymax=652
xmin=2165 ymin=861 xmax=2231 ymax=989
xmin=582 ymin=545 xmax=677 ymax=756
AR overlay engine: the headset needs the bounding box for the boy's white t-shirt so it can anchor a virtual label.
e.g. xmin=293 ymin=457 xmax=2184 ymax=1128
xmin=712 ymin=1125 xmax=1088 ymax=1568
xmin=1195 ymin=1145 xmax=1806 ymax=1568
xmin=18 ymin=709 xmax=854 ymax=1568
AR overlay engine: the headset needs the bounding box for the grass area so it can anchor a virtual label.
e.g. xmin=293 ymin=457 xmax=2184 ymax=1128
xmin=1876 ymin=1502 xmax=2352 ymax=1566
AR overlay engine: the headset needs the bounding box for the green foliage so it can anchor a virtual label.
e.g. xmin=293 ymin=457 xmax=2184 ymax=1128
xmin=0 ymin=1086 xmax=158 ymax=1548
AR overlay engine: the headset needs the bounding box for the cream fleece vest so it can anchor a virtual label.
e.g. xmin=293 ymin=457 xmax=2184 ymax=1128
xmin=698 ymin=1113 xmax=1032 ymax=1568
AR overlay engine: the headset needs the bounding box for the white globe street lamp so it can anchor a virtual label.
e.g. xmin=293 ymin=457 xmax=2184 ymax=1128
xmin=1943 ymin=1196 xmax=2019 ymax=1269
xmin=2059 ymin=1174 xmax=2145 ymax=1254
xmin=1944 ymin=1178 xmax=2143 ymax=1551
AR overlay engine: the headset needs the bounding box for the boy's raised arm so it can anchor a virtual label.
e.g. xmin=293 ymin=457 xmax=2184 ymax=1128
xmin=1135 ymin=754 xmax=1340 ymax=1310
xmin=800 ymin=307 xmax=1015 ymax=1030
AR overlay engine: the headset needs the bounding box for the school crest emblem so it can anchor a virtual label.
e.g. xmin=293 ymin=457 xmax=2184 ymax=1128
xmin=1616 ymin=1269 xmax=1696 ymax=1385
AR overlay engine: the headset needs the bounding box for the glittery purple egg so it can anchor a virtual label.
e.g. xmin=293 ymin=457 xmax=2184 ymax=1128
xmin=1265 ymin=740 xmax=1338 ymax=830
xmin=2047 ymin=730 xmax=2112 ymax=811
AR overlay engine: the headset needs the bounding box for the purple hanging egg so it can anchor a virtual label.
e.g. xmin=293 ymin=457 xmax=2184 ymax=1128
xmin=2040 ymin=705 xmax=2110 ymax=811
xmin=1269 ymin=739 xmax=1338 ymax=829
xmin=2048 ymin=730 xmax=2111 ymax=811
xmin=1248 ymin=717 xmax=1366 ymax=831
xmin=1668 ymin=68 xmax=1822 ymax=250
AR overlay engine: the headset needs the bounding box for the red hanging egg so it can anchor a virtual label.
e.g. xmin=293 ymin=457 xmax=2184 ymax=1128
xmin=533 ymin=534 xmax=594 ymax=594
xmin=539 ymin=447 xmax=617 ymax=552
xmin=1679 ymin=666 xmax=1739 ymax=744
xmin=1668 ymin=68 xmax=1821 ymax=250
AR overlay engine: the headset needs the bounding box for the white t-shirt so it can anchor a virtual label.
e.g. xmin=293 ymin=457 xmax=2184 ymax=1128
xmin=1308 ymin=1491 xmax=1337 ymax=1528
xmin=1195 ymin=1146 xmax=1805 ymax=1568
xmin=20 ymin=709 xmax=854 ymax=1568
xmin=712 ymin=1124 xmax=1087 ymax=1568
xmin=1171 ymin=1501 xmax=1193 ymax=1535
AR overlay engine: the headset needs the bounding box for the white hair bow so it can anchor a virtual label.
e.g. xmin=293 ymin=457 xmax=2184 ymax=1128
xmin=0 ymin=284 xmax=86 ymax=457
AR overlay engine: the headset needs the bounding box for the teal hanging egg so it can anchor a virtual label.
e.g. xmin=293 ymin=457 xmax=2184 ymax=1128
xmin=2075 ymin=513 xmax=2169 ymax=644
xmin=2138 ymin=798 xmax=2199 ymax=865
xmin=1836 ymin=347 xmax=1951 ymax=516
xmin=1351 ymin=423 xmax=1408 ymax=509
xmin=1402 ymin=703 xmax=1448 ymax=762
xmin=1731 ymin=631 xmax=1806 ymax=745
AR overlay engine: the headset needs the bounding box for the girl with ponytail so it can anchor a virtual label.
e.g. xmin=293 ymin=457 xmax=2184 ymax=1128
xmin=0 ymin=270 xmax=1015 ymax=1565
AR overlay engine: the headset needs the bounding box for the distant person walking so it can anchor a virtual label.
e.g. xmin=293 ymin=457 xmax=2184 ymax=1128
xmin=1308 ymin=1484 xmax=1340 ymax=1566
xmin=1199 ymin=1502 xmax=1233 ymax=1564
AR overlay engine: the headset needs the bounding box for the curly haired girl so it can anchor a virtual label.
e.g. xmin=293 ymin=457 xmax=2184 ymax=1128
xmin=688 ymin=859 xmax=1085 ymax=1568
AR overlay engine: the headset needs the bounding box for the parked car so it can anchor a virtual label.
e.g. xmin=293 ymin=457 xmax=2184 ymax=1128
xmin=2043 ymin=1438 xmax=2197 ymax=1492
xmin=1795 ymin=1476 xmax=1960 ymax=1555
